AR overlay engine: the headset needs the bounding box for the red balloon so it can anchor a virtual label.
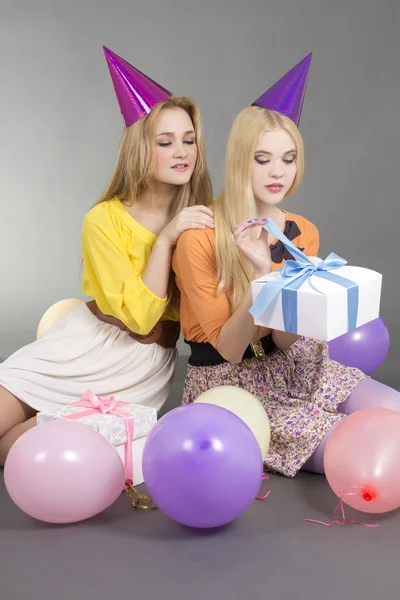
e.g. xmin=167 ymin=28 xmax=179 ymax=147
xmin=324 ymin=408 xmax=400 ymax=514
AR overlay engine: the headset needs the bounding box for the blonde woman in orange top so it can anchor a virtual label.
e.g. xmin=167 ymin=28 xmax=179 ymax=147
xmin=173 ymin=98 xmax=400 ymax=477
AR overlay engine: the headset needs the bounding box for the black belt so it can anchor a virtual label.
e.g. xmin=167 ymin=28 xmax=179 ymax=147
xmin=185 ymin=334 xmax=276 ymax=366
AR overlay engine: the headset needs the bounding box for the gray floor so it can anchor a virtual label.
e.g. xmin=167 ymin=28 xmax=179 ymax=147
xmin=1 ymin=357 xmax=400 ymax=600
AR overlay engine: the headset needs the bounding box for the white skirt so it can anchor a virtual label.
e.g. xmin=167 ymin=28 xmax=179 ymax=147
xmin=0 ymin=303 xmax=178 ymax=413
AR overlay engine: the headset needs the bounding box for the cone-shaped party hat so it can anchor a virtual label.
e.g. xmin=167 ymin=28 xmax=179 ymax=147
xmin=103 ymin=46 xmax=171 ymax=127
xmin=252 ymin=53 xmax=312 ymax=126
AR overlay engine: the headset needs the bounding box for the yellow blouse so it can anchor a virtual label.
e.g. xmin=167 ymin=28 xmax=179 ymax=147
xmin=82 ymin=198 xmax=179 ymax=335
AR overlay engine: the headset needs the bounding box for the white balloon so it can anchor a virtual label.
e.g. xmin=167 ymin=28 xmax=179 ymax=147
xmin=194 ymin=386 xmax=270 ymax=458
xmin=37 ymin=298 xmax=84 ymax=339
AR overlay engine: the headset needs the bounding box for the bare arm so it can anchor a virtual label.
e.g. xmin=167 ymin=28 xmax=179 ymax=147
xmin=271 ymin=330 xmax=301 ymax=350
xmin=217 ymin=218 xmax=300 ymax=361
xmin=217 ymin=281 xmax=300 ymax=361
xmin=216 ymin=270 xmax=272 ymax=363
xmin=141 ymin=205 xmax=214 ymax=298
xmin=216 ymin=219 xmax=273 ymax=363
xmin=140 ymin=241 xmax=173 ymax=300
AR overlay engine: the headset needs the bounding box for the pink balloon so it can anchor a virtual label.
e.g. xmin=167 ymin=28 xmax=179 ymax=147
xmin=324 ymin=408 xmax=400 ymax=514
xmin=4 ymin=421 xmax=126 ymax=523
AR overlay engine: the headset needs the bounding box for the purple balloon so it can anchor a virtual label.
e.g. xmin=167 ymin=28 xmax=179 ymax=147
xmin=142 ymin=404 xmax=263 ymax=528
xmin=328 ymin=317 xmax=390 ymax=375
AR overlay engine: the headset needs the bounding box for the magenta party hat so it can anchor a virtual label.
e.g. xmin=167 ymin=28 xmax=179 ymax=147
xmin=252 ymin=53 xmax=312 ymax=126
xmin=103 ymin=46 xmax=171 ymax=127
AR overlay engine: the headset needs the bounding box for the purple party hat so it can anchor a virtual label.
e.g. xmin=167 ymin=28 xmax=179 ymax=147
xmin=252 ymin=53 xmax=312 ymax=126
xmin=103 ymin=46 xmax=171 ymax=127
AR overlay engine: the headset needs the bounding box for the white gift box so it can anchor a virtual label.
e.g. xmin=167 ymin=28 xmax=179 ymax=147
xmin=37 ymin=402 xmax=156 ymax=486
xmin=251 ymin=257 xmax=382 ymax=342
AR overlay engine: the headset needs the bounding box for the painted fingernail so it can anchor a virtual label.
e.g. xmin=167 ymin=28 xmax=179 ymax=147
xmin=243 ymin=228 xmax=247 ymax=232
xmin=247 ymin=220 xmax=253 ymax=223
xmin=262 ymin=218 xmax=267 ymax=221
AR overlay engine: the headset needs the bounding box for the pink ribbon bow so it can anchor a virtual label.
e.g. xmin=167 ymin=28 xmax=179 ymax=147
xmin=63 ymin=389 xmax=134 ymax=483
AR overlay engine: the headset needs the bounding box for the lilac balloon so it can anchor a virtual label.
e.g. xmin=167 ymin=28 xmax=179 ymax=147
xmin=328 ymin=318 xmax=390 ymax=375
xmin=142 ymin=404 xmax=263 ymax=528
xmin=4 ymin=421 xmax=126 ymax=523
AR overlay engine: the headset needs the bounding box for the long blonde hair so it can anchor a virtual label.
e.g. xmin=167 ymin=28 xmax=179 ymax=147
xmin=94 ymin=96 xmax=213 ymax=306
xmin=96 ymin=96 xmax=213 ymax=215
xmin=214 ymin=106 xmax=304 ymax=310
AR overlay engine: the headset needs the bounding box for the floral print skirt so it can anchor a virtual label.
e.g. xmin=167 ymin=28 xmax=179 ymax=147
xmin=182 ymin=337 xmax=366 ymax=477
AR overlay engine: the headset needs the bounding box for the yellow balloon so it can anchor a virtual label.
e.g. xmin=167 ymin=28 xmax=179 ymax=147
xmin=37 ymin=298 xmax=84 ymax=340
xmin=194 ymin=386 xmax=270 ymax=458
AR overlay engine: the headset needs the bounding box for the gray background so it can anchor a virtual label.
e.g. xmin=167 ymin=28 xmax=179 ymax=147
xmin=1 ymin=4 xmax=400 ymax=599
xmin=1 ymin=0 xmax=399 ymax=387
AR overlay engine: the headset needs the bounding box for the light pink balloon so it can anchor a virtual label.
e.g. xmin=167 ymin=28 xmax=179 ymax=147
xmin=4 ymin=421 xmax=126 ymax=523
xmin=324 ymin=408 xmax=400 ymax=514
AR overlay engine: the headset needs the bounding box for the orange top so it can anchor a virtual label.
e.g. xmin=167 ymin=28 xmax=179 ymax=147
xmin=172 ymin=210 xmax=319 ymax=347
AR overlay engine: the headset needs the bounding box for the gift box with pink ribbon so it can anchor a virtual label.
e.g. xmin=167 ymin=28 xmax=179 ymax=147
xmin=36 ymin=390 xmax=157 ymax=486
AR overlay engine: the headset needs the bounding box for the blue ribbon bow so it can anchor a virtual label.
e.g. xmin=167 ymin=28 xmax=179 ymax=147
xmin=249 ymin=218 xmax=359 ymax=334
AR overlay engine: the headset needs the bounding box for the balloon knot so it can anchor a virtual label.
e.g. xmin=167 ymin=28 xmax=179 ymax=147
xmin=362 ymin=491 xmax=373 ymax=502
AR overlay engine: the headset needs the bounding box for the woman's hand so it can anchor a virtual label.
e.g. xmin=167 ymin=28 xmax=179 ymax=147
xmin=158 ymin=205 xmax=214 ymax=247
xmin=233 ymin=218 xmax=272 ymax=278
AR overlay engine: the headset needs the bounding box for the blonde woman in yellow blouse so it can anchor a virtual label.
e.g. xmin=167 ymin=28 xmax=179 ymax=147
xmin=0 ymin=48 xmax=213 ymax=465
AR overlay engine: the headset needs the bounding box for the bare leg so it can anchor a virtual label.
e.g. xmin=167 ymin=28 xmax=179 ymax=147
xmin=0 ymin=386 xmax=36 ymax=438
xmin=0 ymin=385 xmax=37 ymax=465
xmin=0 ymin=416 xmax=37 ymax=466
